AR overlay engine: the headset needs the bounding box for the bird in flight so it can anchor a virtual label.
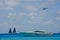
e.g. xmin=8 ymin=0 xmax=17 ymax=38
xmin=43 ymin=8 xmax=48 ymax=10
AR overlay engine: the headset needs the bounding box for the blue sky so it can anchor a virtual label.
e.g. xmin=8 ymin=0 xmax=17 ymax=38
xmin=0 ymin=0 xmax=60 ymax=33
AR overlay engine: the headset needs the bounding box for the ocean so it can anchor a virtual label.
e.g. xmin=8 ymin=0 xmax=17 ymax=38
xmin=0 ymin=33 xmax=60 ymax=40
xmin=0 ymin=37 xmax=60 ymax=40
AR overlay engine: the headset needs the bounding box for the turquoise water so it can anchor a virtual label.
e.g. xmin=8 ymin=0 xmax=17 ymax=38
xmin=0 ymin=33 xmax=60 ymax=40
xmin=0 ymin=37 xmax=60 ymax=40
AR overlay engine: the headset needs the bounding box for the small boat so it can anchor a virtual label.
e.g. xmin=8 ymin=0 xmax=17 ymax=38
xmin=20 ymin=30 xmax=53 ymax=37
xmin=8 ymin=28 xmax=12 ymax=34
xmin=8 ymin=28 xmax=16 ymax=34
xmin=13 ymin=28 xmax=16 ymax=34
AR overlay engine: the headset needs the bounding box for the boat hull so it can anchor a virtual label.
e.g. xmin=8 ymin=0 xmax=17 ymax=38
xmin=20 ymin=32 xmax=52 ymax=37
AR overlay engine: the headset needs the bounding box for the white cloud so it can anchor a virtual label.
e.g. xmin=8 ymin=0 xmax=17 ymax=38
xmin=47 ymin=0 xmax=56 ymax=4
xmin=0 ymin=0 xmax=56 ymax=10
xmin=48 ymin=0 xmax=56 ymax=4
xmin=28 ymin=12 xmax=46 ymax=24
xmin=22 ymin=0 xmax=56 ymax=12
xmin=21 ymin=0 xmax=38 ymax=1
xmin=8 ymin=13 xmax=12 ymax=18
xmin=23 ymin=0 xmax=56 ymax=2
xmin=43 ymin=20 xmax=54 ymax=26
xmin=0 ymin=1 xmax=3 ymax=6
xmin=19 ymin=12 xmax=26 ymax=17
xmin=56 ymin=10 xmax=60 ymax=20
xmin=22 ymin=5 xmax=38 ymax=12
xmin=7 ymin=12 xmax=27 ymax=20
xmin=5 ymin=0 xmax=20 ymax=7
xmin=28 ymin=13 xmax=38 ymax=24
xmin=56 ymin=17 xmax=60 ymax=20
xmin=57 ymin=10 xmax=60 ymax=14
xmin=0 ymin=7 xmax=13 ymax=10
xmin=28 ymin=13 xmax=37 ymax=17
xmin=37 ymin=0 xmax=56 ymax=10
xmin=0 ymin=0 xmax=20 ymax=10
xmin=8 ymin=12 xmax=16 ymax=19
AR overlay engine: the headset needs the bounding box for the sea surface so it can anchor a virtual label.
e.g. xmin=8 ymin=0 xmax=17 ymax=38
xmin=0 ymin=33 xmax=60 ymax=40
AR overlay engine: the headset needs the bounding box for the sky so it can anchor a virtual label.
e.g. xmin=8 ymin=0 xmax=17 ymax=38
xmin=0 ymin=0 xmax=60 ymax=33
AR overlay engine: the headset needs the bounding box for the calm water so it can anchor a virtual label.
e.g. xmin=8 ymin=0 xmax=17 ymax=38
xmin=0 ymin=37 xmax=60 ymax=40
xmin=0 ymin=33 xmax=60 ymax=40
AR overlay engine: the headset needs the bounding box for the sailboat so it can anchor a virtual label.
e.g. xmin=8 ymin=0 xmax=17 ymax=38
xmin=8 ymin=28 xmax=12 ymax=34
xmin=13 ymin=28 xmax=16 ymax=34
